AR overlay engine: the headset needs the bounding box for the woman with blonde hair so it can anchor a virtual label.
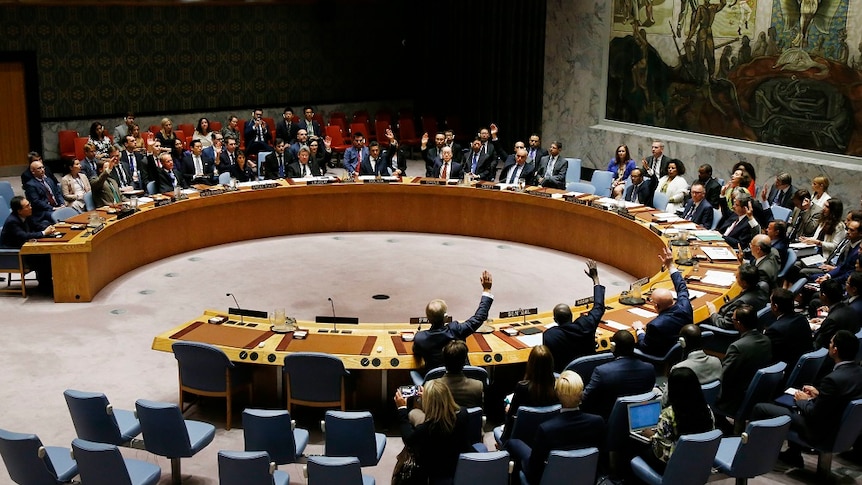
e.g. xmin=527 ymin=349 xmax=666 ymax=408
xmin=810 ymin=175 xmax=831 ymax=207
xmin=155 ymin=117 xmax=177 ymax=147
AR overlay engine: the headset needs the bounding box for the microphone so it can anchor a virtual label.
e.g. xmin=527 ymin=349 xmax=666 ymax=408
xmin=328 ymin=297 xmax=337 ymax=332
xmin=226 ymin=292 xmax=244 ymax=325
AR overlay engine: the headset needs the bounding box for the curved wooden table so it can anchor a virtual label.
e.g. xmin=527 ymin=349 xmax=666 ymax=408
xmin=24 ymin=181 xmax=740 ymax=370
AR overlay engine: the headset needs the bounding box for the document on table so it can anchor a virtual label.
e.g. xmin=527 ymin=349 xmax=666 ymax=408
xmin=701 ymin=270 xmax=736 ymax=287
xmin=604 ymin=320 xmax=629 ymax=330
xmin=517 ymin=333 xmax=545 ymax=348
xmin=700 ymin=246 xmax=737 ymax=260
xmin=628 ymin=308 xmax=658 ymax=318
xmin=691 ymin=230 xmax=724 ymax=241
xmin=672 ymin=289 xmax=706 ymax=300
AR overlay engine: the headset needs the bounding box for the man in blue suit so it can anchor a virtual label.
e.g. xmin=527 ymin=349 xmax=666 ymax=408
xmin=412 ymin=271 xmax=493 ymax=374
xmin=342 ymin=131 xmax=368 ymax=176
xmin=623 ymin=168 xmax=651 ymax=205
xmin=23 ymin=159 xmax=65 ymax=227
xmin=581 ymin=330 xmax=656 ymax=420
xmin=632 ymin=248 xmax=694 ymax=356
xmin=679 ymin=182 xmax=714 ymax=227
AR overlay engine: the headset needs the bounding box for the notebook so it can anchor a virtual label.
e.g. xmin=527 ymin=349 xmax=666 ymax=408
xmin=627 ymin=399 xmax=662 ymax=443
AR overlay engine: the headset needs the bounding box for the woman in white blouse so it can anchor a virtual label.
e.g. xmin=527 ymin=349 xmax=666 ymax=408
xmin=654 ymin=159 xmax=688 ymax=213
xmin=60 ymin=159 xmax=91 ymax=212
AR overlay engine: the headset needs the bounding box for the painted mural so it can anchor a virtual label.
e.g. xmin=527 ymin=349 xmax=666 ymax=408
xmin=606 ymin=0 xmax=862 ymax=156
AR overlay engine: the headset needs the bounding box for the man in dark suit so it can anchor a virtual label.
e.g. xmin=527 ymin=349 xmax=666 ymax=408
xmin=507 ymin=370 xmax=606 ymax=485
xmin=434 ymin=340 xmax=483 ymax=409
xmin=379 ymin=129 xmax=408 ymax=177
xmin=463 ymin=138 xmax=496 ymax=181
xmin=640 ymin=139 xmax=669 ymax=179
xmin=420 ymin=132 xmax=446 ymax=177
xmin=788 ymin=189 xmax=822 ymax=240
xmin=477 ymin=126 xmax=496 ymax=160
xmin=707 ymin=263 xmax=769 ymax=329
xmin=155 ymin=153 xmax=188 ymax=194
xmin=812 ymin=279 xmax=862 ymax=349
xmin=632 ymin=248 xmax=694 ymax=356
xmin=543 ymin=260 xmax=605 ymax=373
xmin=358 ymin=141 xmax=388 ymax=176
xmin=846 ymin=271 xmax=862 ymax=317
xmin=202 ymin=132 xmax=224 ymax=173
xmin=581 ymin=330 xmax=656 ymax=420
xmin=181 ymin=139 xmax=215 ymax=186
xmin=696 ymin=163 xmax=723 ymax=208
xmin=535 ymin=141 xmax=568 ymax=189
xmin=412 ymin=271 xmax=494 ymax=374
xmin=679 ymin=181 xmax=714 ymax=227
xmin=0 ymin=195 xmax=56 ymax=291
xmin=20 ymin=152 xmax=58 ymax=186
xmin=120 ymin=135 xmax=146 ymax=190
xmin=298 ymin=106 xmax=322 ymax=140
xmin=749 ymin=234 xmax=781 ymax=290
xmin=763 ymin=288 xmax=813 ymax=371
xmin=526 ymin=133 xmax=548 ymax=164
xmin=767 ymin=220 xmax=790 ymax=267
xmin=431 ymin=146 xmax=463 ymax=180
xmin=275 ymin=107 xmax=298 ymax=144
xmin=286 ymin=147 xmax=321 ymax=178
xmin=753 ymin=330 xmax=862 ymax=468
xmin=498 ymin=148 xmax=536 ymax=186
xmin=23 ymin=159 xmax=65 ymax=227
xmin=263 ymin=139 xmax=294 ymax=180
xmin=243 ymin=108 xmax=274 ymax=159
xmin=715 ymin=304 xmax=772 ymax=419
xmin=623 ymin=168 xmax=651 ymax=205
xmin=443 ymin=129 xmax=463 ymax=164
xmin=717 ymin=191 xmax=761 ymax=250
xmin=760 ymin=172 xmax=795 ymax=210
xmin=80 ymin=143 xmax=101 ymax=180
xmin=218 ymin=135 xmax=240 ymax=174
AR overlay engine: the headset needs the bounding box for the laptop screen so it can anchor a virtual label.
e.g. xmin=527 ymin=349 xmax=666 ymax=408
xmin=627 ymin=399 xmax=662 ymax=433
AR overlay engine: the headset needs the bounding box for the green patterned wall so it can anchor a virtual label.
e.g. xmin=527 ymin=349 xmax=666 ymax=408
xmin=0 ymin=3 xmax=412 ymax=120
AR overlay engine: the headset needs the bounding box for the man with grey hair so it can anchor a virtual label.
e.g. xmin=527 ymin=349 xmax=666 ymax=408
xmin=749 ymin=233 xmax=781 ymax=289
xmin=760 ymin=172 xmax=795 ymax=209
xmin=718 ymin=189 xmax=761 ymax=249
xmin=641 ymin=139 xmax=669 ymax=179
xmin=431 ymin=146 xmax=464 ymax=180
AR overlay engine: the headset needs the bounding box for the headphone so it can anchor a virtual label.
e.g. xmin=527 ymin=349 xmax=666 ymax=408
xmin=678 ymin=336 xmax=687 ymax=349
xmin=609 ymin=340 xmax=616 ymax=352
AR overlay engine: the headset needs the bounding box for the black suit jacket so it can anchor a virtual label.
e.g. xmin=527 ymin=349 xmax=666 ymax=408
xmin=700 ymin=177 xmax=723 ymax=208
xmin=120 ymin=150 xmax=146 ymax=190
xmin=0 ymin=213 xmax=46 ymax=248
xmin=463 ymin=151 xmax=496 ymax=181
xmin=263 ymin=151 xmax=295 ymax=180
xmin=23 ymin=177 xmax=63 ymax=226
xmin=716 ymin=330 xmax=772 ymax=415
xmin=523 ymin=411 xmax=606 ymax=485
xmin=536 ymin=155 xmax=568 ymax=189
xmin=421 ymin=146 xmax=443 ymax=177
xmin=679 ymin=199 xmax=714 ymax=227
xmin=430 ymin=160 xmax=463 ymax=180
xmin=275 ymin=119 xmax=297 ymax=144
xmin=765 ymin=185 xmax=796 ymax=209
xmin=764 ymin=313 xmax=814 ymax=370
xmin=412 ymin=294 xmax=493 ymax=373
xmin=498 ymin=160 xmax=537 ymax=185
xmin=710 ymin=287 xmax=769 ymax=329
xmin=286 ymin=161 xmax=321 ymax=179
xmin=624 ymin=182 xmax=652 ymax=205
xmin=797 ymin=362 xmax=862 ymax=446
xmin=379 ymin=146 xmax=407 ymax=176
xmin=298 ymin=119 xmax=322 ymax=139
xmin=543 ymin=285 xmax=606 ymax=373
xmin=155 ymin=166 xmax=188 ymax=194
xmin=718 ymin=215 xmax=760 ymax=249
xmin=813 ymin=303 xmax=862 ymax=349
xmin=581 ymin=357 xmax=656 ymax=420
xmin=180 ymin=154 xmax=215 ymax=185
xmin=644 ymin=154 xmax=669 ymax=178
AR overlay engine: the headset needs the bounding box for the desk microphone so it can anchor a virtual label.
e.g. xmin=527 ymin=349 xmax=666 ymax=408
xmin=226 ymin=292 xmax=244 ymax=325
xmin=328 ymin=297 xmax=337 ymax=333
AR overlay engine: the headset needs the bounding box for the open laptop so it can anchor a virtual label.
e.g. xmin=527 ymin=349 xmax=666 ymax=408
xmin=627 ymin=399 xmax=662 ymax=443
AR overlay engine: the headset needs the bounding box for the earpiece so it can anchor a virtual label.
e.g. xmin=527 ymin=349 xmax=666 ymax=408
xmin=678 ymin=336 xmax=687 ymax=349
xmin=609 ymin=341 xmax=616 ymax=352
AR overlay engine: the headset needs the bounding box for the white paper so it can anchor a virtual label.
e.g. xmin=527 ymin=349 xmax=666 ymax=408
xmin=136 ymin=197 xmax=153 ymax=204
xmin=701 ymin=246 xmax=737 ymax=260
xmin=672 ymin=289 xmax=706 ymax=300
xmin=701 ymin=270 xmax=736 ymax=287
xmin=671 ymin=222 xmax=699 ymax=230
xmin=801 ymin=254 xmax=826 ymax=267
xmin=628 ymin=308 xmax=658 ymax=318
xmin=604 ymin=320 xmax=629 ymax=330
xmin=517 ymin=333 xmax=545 ymax=348
xmin=789 ymin=242 xmax=816 ymax=249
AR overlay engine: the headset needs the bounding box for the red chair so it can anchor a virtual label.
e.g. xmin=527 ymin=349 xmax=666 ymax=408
xmin=444 ymin=115 xmax=463 ymax=135
xmin=397 ymin=118 xmax=420 ymax=156
xmin=374 ymin=110 xmax=391 ymax=124
xmin=312 ymin=113 xmax=324 ymax=126
xmin=59 ymin=130 xmax=79 ymax=161
xmin=398 ymin=108 xmax=413 ymax=120
xmin=325 ymin=125 xmax=349 ymax=155
xmin=350 ymin=123 xmax=372 ymax=143
xmin=210 ymin=121 xmax=223 ymax=132
xmin=375 ymin=120 xmax=391 ymax=148
xmin=329 ymin=112 xmax=347 ymax=123
xmin=178 ymin=124 xmax=195 ymax=137
xmin=74 ymin=137 xmax=89 ymax=160
xmin=353 ymin=111 xmax=370 ymax=124
xmin=148 ymin=125 xmax=161 ymax=135
xmin=330 ymin=118 xmax=350 ymax=144
xmin=421 ymin=115 xmax=438 ymax=136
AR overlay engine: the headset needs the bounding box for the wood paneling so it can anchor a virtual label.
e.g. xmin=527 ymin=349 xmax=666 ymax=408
xmin=0 ymin=62 xmax=29 ymax=169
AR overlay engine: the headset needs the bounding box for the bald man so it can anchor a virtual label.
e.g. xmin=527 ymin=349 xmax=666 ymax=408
xmin=430 ymin=146 xmax=464 ymax=180
xmin=498 ymin=148 xmax=537 ymax=185
xmin=749 ymin=234 xmax=780 ymax=289
xmin=543 ymin=260 xmax=606 ymax=372
xmin=632 ymin=248 xmax=694 ymax=355
xmin=412 ymin=271 xmax=494 ymax=373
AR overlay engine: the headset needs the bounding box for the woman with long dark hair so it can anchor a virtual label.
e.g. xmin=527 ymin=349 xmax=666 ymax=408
xmin=87 ymin=122 xmax=112 ymax=156
xmin=608 ymin=144 xmax=636 ymax=199
xmin=500 ymin=345 xmax=559 ymax=442
xmin=800 ymin=198 xmax=845 ymax=255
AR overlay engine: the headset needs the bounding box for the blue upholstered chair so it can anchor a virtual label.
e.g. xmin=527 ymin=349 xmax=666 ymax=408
xmin=607 ymin=390 xmax=658 ymax=475
xmin=453 ymin=451 xmax=512 ymax=485
xmin=218 ymin=450 xmax=289 ymax=485
xmin=322 ymin=411 xmax=386 ymax=467
xmin=63 ymin=389 xmax=141 ymax=447
xmin=83 ymin=191 xmax=95 ymax=211
xmin=770 ymin=205 xmax=792 ymax=222
xmin=774 ymin=348 xmax=828 ymax=408
xmin=563 ymin=353 xmax=614 ymax=382
xmin=493 ymin=404 xmax=561 ymax=448
xmin=564 ymin=158 xmax=582 ymax=184
xmin=411 ymin=365 xmax=489 ymax=387
xmin=283 ymin=352 xmax=349 ymax=413
xmin=71 ymin=438 xmax=160 ymax=485
xmin=0 ymin=182 xmax=14 ymax=210
xmin=713 ymin=362 xmax=786 ymax=434
xmin=566 ymin=181 xmax=596 ymax=195
xmin=0 ymin=428 xmax=78 ymax=485
xmin=145 ymin=181 xmax=157 ymax=195
xmin=51 ymin=207 xmax=79 ymax=223
xmin=590 ymin=170 xmax=615 ymax=198
xmin=651 ymin=191 xmax=670 ymax=211
xmin=172 ymin=341 xmax=252 ymax=430
xmin=701 ymin=379 xmax=721 ymax=407
xmin=0 ymin=224 xmax=30 ymax=297
xmin=787 ymin=398 xmax=862 ymax=478
xmin=519 ymin=448 xmax=599 ymax=485
xmin=305 ymin=455 xmax=375 ymax=485
xmin=777 ymin=249 xmax=797 ymax=282
xmin=630 ymin=429 xmax=723 ymax=485
xmin=242 ymin=409 xmax=309 ymax=466
xmin=713 ymin=416 xmax=791 ymax=485
xmin=218 ymin=172 xmax=232 ymax=186
xmin=134 ymin=399 xmax=215 ymax=485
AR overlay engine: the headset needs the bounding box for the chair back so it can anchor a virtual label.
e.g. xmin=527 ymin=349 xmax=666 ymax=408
xmin=324 ymin=411 xmax=379 ymax=466
xmin=711 ymin=208 xmax=722 ymax=230
xmin=256 ymin=152 xmax=271 ymax=179
xmin=566 ymin=181 xmax=596 ymax=195
xmin=63 ymin=389 xmax=125 ymax=445
xmin=307 ymin=456 xmax=364 ymax=485
xmin=652 ymin=191 xmax=670 ymax=211
xmin=58 ymin=130 xmax=79 ymax=159
xmin=660 ymin=429 xmax=723 ymax=485
xmin=0 ymin=428 xmax=66 ymax=485
xmin=563 ymin=353 xmax=614 ymax=382
xmin=423 ymin=366 xmax=488 ymax=386
xmin=172 ymin=341 xmax=233 ymax=393
xmin=145 ymin=180 xmax=156 ymax=195
xmin=589 ymin=170 xmax=614 ymax=197
xmin=284 ymin=352 xmax=347 ymax=406
xmin=735 ymin=362 xmax=786 ymax=421
xmin=219 ymin=172 xmax=232 ymax=185
xmin=788 ymin=277 xmax=807 ymax=296
xmin=52 ymin=207 xmax=79 ymax=223
xmin=508 ymin=405 xmax=561 ymax=447
xmin=0 ymin=182 xmax=14 ymax=209
xmin=726 ymin=416 xmax=791 ymax=477
xmin=771 ymin=205 xmax=792 ymax=222
xmin=777 ymin=249 xmax=797 ymax=280
xmin=0 ymin=196 xmax=10 ymax=221
xmin=785 ymin=348 xmax=828 ymax=390
xmin=564 ymin=158 xmax=582 ymax=183
xmin=242 ymin=409 xmax=300 ymax=464
xmin=420 ymin=115 xmax=438 ymax=136
xmin=71 ymin=438 xmax=133 ymax=485
xmin=540 ymin=448 xmax=599 ymax=485
xmin=830 ymin=399 xmax=862 ymax=452
xmin=465 ymin=407 xmax=484 ymax=444
xmin=83 ymin=192 xmax=96 ymax=211
xmin=607 ymin=390 xmax=658 ymax=451
xmin=218 ymin=450 xmax=276 ymax=485
xmin=453 ymin=451 xmax=510 ymax=485
xmin=700 ymin=379 xmax=721 ymax=407
xmin=635 ymin=341 xmax=682 ymax=365
xmin=134 ymin=399 xmax=193 ymax=457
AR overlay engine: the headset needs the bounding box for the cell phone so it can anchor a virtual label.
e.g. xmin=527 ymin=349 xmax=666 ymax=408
xmin=399 ymin=385 xmax=418 ymax=397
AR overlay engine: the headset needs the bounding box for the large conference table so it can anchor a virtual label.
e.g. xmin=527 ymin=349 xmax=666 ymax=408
xmin=24 ymin=178 xmax=741 ymax=374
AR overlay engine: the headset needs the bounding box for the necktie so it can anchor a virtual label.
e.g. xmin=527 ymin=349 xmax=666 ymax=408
xmin=547 ymin=157 xmax=555 ymax=177
xmin=117 ymin=165 xmax=128 ymax=186
xmin=772 ymin=190 xmax=781 ymax=206
xmin=529 ymin=148 xmax=535 ymax=160
xmin=789 ymin=211 xmax=803 ymax=240
xmin=108 ymin=180 xmax=120 ymax=203
xmin=684 ymin=203 xmax=695 ymax=220
xmin=128 ymin=153 xmax=135 ymax=173
xmin=230 ymin=153 xmax=235 ymax=165
xmin=508 ymin=166 xmax=518 ymax=184
xmin=356 ymin=150 xmax=362 ymax=172
xmin=194 ymin=156 xmax=202 ymax=175
xmin=830 ymin=238 xmax=849 ymax=265
xmin=168 ymin=170 xmax=176 ymax=188
xmin=301 ymin=164 xmax=307 ymax=178
xmin=652 ymin=156 xmax=660 ymax=176
xmin=724 ymin=217 xmax=740 ymax=236
xmin=472 ymin=153 xmax=478 ymax=173
xmin=441 ymin=162 xmax=448 ymax=179
xmin=630 ymin=184 xmax=639 ymax=202
xmin=278 ymin=155 xmax=284 ymax=178
xmin=41 ymin=179 xmax=57 ymax=206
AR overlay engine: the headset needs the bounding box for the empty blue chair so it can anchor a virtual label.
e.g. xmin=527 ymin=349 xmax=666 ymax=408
xmin=634 ymin=342 xmax=684 ymax=376
xmin=713 ymin=416 xmax=791 ymax=485
xmin=83 ymin=191 xmax=95 ymax=211
xmin=71 ymin=438 xmax=160 ymax=485
xmin=771 ymin=205 xmax=792 ymax=222
xmin=589 ymin=170 xmax=614 ymax=197
xmin=630 ymin=429 xmax=723 ymax=485
xmin=493 ymin=404 xmax=561 ymax=448
xmin=51 ymin=207 xmax=79 ymax=223
xmin=0 ymin=182 xmax=14 ymax=210
xmin=465 ymin=407 xmax=486 ymax=450
xmin=219 ymin=172 xmax=232 ymax=185
xmin=284 ymin=352 xmax=349 ymax=413
xmin=0 ymin=428 xmax=78 ymax=485
xmin=218 ymin=450 xmax=289 ymax=485
xmin=135 ymin=399 xmax=215 ymax=485
xmin=652 ymin=191 xmax=669 ymax=211
xmin=564 ymin=158 xmax=582 ymax=184
xmin=711 ymin=208 xmax=722 ymax=230
xmin=714 ymin=362 xmax=786 ymax=434
xmin=145 ymin=180 xmax=157 ymax=195
xmin=0 ymin=195 xmax=10 ymax=221
xmin=701 ymin=379 xmax=721 ymax=407
xmin=242 ymin=409 xmax=309 ymax=466
xmin=322 ymin=411 xmax=386 ymax=467
xmin=453 ymin=451 xmax=511 ymax=485
xmin=520 ymin=448 xmax=599 ymax=485
xmin=566 ymin=181 xmax=596 ymax=195
xmin=63 ymin=389 xmax=141 ymax=446
xmin=563 ymin=353 xmax=614 ymax=382
xmin=306 ymin=456 xmax=375 ymax=485
xmin=787 ymin=398 xmax=862 ymax=478
xmin=777 ymin=249 xmax=797 ymax=281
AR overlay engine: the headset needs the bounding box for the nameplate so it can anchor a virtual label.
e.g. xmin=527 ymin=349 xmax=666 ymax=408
xmin=476 ymin=182 xmax=500 ymax=190
xmin=649 ymin=224 xmax=663 ymax=236
xmin=155 ymin=199 xmax=174 ymax=207
xmin=228 ymin=307 xmax=268 ymax=319
xmin=420 ymin=179 xmax=447 ymax=185
xmin=200 ymin=188 xmax=226 ymax=197
xmin=499 ymin=308 xmax=538 ymax=318
xmin=306 ymin=178 xmax=335 ymax=185
xmin=528 ymin=190 xmax=553 ymax=198
xmin=616 ymin=211 xmax=636 ymax=221
xmin=634 ymin=276 xmax=650 ymax=287
xmin=362 ymin=178 xmax=391 ymax=184
xmin=574 ymin=296 xmax=595 ymax=307
xmin=409 ymin=316 xmax=453 ymax=324
xmin=116 ymin=208 xmax=137 ymax=220
xmin=315 ymin=316 xmax=360 ymax=325
xmin=251 ymin=182 xmax=279 ymax=190
xmin=564 ymin=194 xmax=587 ymax=205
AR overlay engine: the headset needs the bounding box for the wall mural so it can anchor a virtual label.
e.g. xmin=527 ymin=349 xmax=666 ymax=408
xmin=606 ymin=0 xmax=862 ymax=156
